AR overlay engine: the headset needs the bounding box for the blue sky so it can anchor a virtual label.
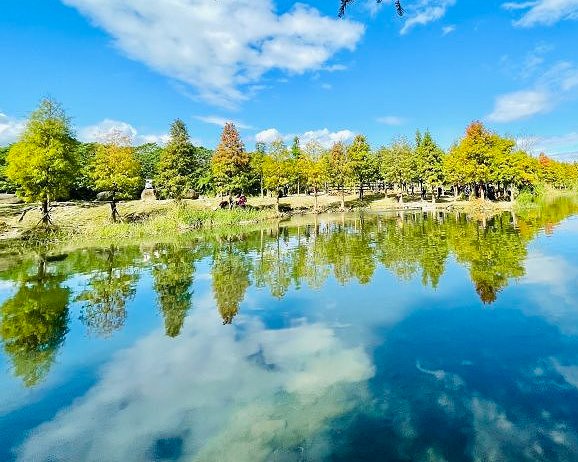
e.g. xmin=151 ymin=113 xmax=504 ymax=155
xmin=1 ymin=0 xmax=578 ymax=159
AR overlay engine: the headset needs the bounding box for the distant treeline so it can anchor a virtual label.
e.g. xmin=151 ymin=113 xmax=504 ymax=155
xmin=2 ymin=98 xmax=577 ymax=213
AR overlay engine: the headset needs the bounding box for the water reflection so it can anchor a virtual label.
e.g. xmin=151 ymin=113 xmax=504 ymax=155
xmin=76 ymin=246 xmax=139 ymax=337
xmin=1 ymin=197 xmax=578 ymax=461
xmin=0 ymin=258 xmax=70 ymax=387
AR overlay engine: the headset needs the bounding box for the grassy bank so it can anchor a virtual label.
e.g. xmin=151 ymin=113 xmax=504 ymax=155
xmin=1 ymin=188 xmax=573 ymax=246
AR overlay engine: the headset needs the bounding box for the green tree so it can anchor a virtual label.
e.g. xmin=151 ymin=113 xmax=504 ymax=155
xmin=152 ymin=244 xmax=196 ymax=337
xmin=347 ymin=135 xmax=376 ymax=200
xmin=135 ymin=142 xmax=163 ymax=182
xmin=291 ymin=136 xmax=305 ymax=194
xmin=71 ymin=142 xmax=98 ymax=199
xmin=416 ymin=130 xmax=445 ymax=203
xmin=327 ymin=142 xmax=350 ymax=209
xmin=156 ymin=119 xmax=199 ymax=199
xmin=0 ymin=258 xmax=70 ymax=387
xmin=263 ymin=139 xmax=293 ymax=212
xmin=250 ymin=142 xmax=266 ymax=197
xmin=212 ymin=123 xmax=251 ymax=195
xmin=91 ymin=130 xmax=143 ymax=199
xmin=76 ymin=247 xmax=139 ymax=337
xmin=379 ymin=137 xmax=414 ymax=203
xmin=302 ymin=146 xmax=329 ymax=212
xmin=0 ymin=146 xmax=16 ymax=193
xmin=6 ymin=98 xmax=77 ymax=224
xmin=211 ymin=245 xmax=251 ymax=324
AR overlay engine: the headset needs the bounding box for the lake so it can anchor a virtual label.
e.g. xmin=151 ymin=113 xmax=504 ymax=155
xmin=1 ymin=198 xmax=578 ymax=461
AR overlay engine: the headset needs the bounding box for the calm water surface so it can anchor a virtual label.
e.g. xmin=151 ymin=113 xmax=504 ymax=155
xmin=1 ymin=199 xmax=578 ymax=461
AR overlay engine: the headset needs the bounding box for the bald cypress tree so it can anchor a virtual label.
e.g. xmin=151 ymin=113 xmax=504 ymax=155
xmin=6 ymin=98 xmax=77 ymax=225
xmin=156 ymin=119 xmax=199 ymax=199
xmin=211 ymin=123 xmax=250 ymax=195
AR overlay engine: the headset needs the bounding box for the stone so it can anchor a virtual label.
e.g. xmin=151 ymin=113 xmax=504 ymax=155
xmin=141 ymin=188 xmax=157 ymax=201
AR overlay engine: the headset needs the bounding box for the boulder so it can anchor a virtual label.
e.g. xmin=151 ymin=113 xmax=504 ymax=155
xmin=141 ymin=188 xmax=157 ymax=201
xmin=96 ymin=191 xmax=113 ymax=201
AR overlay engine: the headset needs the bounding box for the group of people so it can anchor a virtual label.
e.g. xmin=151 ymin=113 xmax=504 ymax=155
xmin=218 ymin=194 xmax=247 ymax=209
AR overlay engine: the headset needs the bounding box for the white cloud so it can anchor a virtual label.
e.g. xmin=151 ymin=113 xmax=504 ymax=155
xmin=0 ymin=113 xmax=26 ymax=145
xmin=377 ymin=115 xmax=406 ymax=126
xmin=255 ymin=128 xmax=356 ymax=149
xmin=15 ymin=301 xmax=374 ymax=462
xmin=401 ymin=0 xmax=457 ymax=35
xmin=60 ymin=0 xmax=365 ymax=107
xmin=78 ymin=119 xmax=170 ymax=145
xmin=194 ymin=115 xmax=252 ymax=130
xmin=488 ymin=62 xmax=578 ymax=122
xmin=255 ymin=128 xmax=282 ymax=144
xmin=321 ymin=83 xmax=333 ymax=90
xmin=487 ymin=89 xmax=551 ymax=123
xmin=517 ymin=132 xmax=578 ymax=160
xmin=503 ymin=0 xmax=578 ymax=27
xmin=442 ymin=24 xmax=456 ymax=35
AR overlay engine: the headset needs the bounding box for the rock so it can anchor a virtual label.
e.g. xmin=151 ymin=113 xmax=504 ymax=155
xmin=141 ymin=188 xmax=157 ymax=201
xmin=96 ymin=191 xmax=113 ymax=201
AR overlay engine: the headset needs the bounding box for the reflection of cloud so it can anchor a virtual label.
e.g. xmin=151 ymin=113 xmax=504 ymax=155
xmin=16 ymin=301 xmax=374 ymax=461
xmin=522 ymin=251 xmax=577 ymax=290
xmin=551 ymin=358 xmax=578 ymax=390
xmin=469 ymin=395 xmax=578 ymax=460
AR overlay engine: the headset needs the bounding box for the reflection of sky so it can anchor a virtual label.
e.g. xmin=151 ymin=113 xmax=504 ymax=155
xmin=15 ymin=294 xmax=374 ymax=462
xmin=2 ymin=214 xmax=578 ymax=460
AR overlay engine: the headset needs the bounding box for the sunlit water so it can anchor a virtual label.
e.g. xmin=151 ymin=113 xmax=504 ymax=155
xmin=2 ymin=199 xmax=578 ymax=461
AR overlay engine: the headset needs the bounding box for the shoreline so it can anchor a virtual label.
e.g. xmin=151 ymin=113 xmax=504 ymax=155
xmin=0 ymin=190 xmax=562 ymax=246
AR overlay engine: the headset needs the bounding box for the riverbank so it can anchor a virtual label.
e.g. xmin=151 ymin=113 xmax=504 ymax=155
xmin=0 ymin=189 xmax=568 ymax=246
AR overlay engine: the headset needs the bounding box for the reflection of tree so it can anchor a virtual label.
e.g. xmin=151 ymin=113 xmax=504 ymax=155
xmin=76 ymin=247 xmax=139 ymax=337
xmin=212 ymin=245 xmax=251 ymax=324
xmin=451 ymin=214 xmax=526 ymax=304
xmin=375 ymin=213 xmax=448 ymax=288
xmin=152 ymin=244 xmax=196 ymax=337
xmin=254 ymin=226 xmax=293 ymax=298
xmin=0 ymin=258 xmax=70 ymax=387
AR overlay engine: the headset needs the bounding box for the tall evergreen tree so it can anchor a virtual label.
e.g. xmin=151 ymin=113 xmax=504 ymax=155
xmin=347 ymin=135 xmax=377 ymax=200
xmin=211 ymin=123 xmax=250 ymax=195
xmin=156 ymin=119 xmax=199 ymax=199
xmin=6 ymin=98 xmax=77 ymax=224
xmin=327 ymin=142 xmax=350 ymax=209
xmin=416 ymin=130 xmax=445 ymax=203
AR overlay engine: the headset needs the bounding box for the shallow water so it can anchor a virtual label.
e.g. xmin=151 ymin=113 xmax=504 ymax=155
xmin=2 ymin=199 xmax=578 ymax=461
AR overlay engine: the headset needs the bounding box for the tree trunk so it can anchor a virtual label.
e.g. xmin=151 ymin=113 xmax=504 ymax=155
xmin=275 ymin=194 xmax=280 ymax=213
xmin=454 ymin=185 xmax=459 ymax=202
xmin=314 ymin=188 xmax=318 ymax=212
xmin=359 ymin=183 xmax=363 ymax=200
xmin=260 ymin=177 xmax=264 ymax=198
xmin=480 ymin=184 xmax=485 ymax=200
xmin=297 ymin=180 xmax=300 ymax=195
xmin=340 ymin=188 xmax=345 ymax=210
xmin=431 ymin=187 xmax=436 ymax=204
xmin=41 ymin=199 xmax=50 ymax=225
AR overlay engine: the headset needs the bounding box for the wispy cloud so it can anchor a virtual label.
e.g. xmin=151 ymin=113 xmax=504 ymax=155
xmin=442 ymin=25 xmax=456 ymax=35
xmin=377 ymin=116 xmax=407 ymax=126
xmin=401 ymin=0 xmax=457 ymax=35
xmin=78 ymin=119 xmax=171 ymax=145
xmin=503 ymin=0 xmax=578 ymax=27
xmin=517 ymin=132 xmax=578 ymax=160
xmin=60 ymin=0 xmax=365 ymax=107
xmin=488 ymin=62 xmax=578 ymax=122
xmin=194 ymin=115 xmax=252 ymax=130
xmin=0 ymin=113 xmax=26 ymax=145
